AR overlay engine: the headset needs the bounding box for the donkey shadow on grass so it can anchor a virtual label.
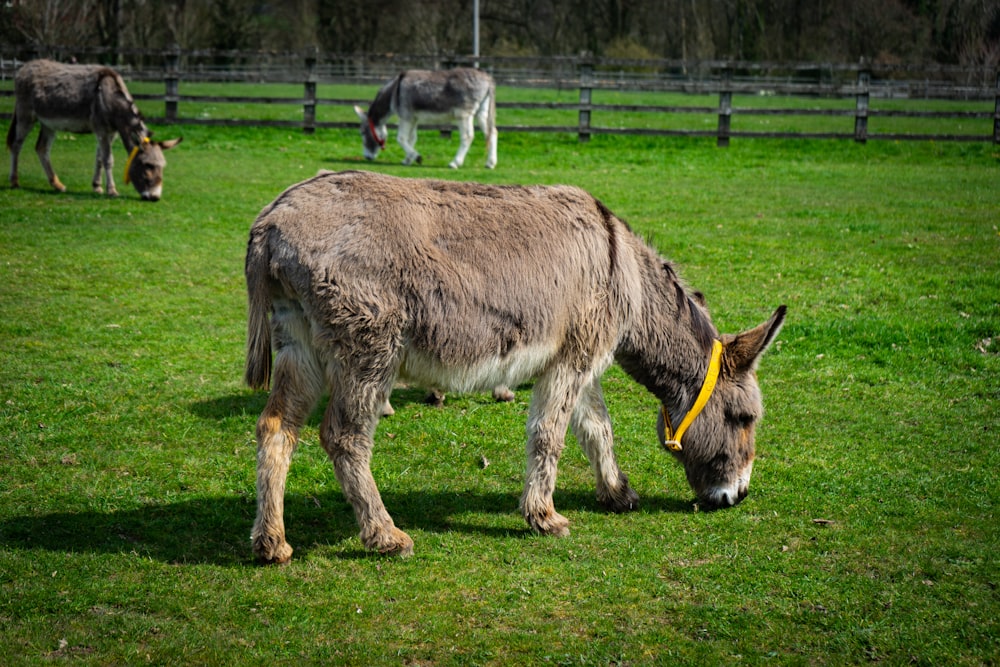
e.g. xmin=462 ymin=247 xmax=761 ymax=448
xmin=0 ymin=490 xmax=692 ymax=567
xmin=0 ymin=389 xmax=692 ymax=566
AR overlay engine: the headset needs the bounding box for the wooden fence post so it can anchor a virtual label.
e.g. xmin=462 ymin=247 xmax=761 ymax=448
xmin=994 ymin=70 xmax=999 ymax=144
xmin=854 ymin=65 xmax=870 ymax=144
xmin=303 ymin=47 xmax=317 ymax=135
xmin=164 ymin=44 xmax=180 ymax=124
xmin=717 ymin=66 xmax=732 ymax=148
xmin=578 ymin=60 xmax=593 ymax=143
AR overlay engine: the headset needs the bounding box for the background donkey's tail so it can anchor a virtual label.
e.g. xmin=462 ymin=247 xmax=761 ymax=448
xmin=244 ymin=226 xmax=274 ymax=390
xmin=487 ymin=79 xmax=497 ymax=139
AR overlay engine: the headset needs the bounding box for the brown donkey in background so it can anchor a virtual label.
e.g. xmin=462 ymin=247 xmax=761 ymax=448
xmin=7 ymin=59 xmax=181 ymax=201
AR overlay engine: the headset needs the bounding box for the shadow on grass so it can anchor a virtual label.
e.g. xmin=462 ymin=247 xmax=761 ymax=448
xmin=0 ymin=488 xmax=693 ymax=566
xmin=190 ymin=385 xmax=509 ymax=425
xmin=8 ymin=183 xmax=153 ymax=202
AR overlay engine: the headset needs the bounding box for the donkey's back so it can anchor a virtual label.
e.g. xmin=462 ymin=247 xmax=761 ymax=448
xmin=12 ymin=60 xmax=116 ymax=131
xmin=246 ymin=169 xmax=628 ymax=395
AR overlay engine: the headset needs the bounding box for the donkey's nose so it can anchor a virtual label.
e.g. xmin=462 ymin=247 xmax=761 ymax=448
xmin=702 ymin=487 xmax=746 ymax=510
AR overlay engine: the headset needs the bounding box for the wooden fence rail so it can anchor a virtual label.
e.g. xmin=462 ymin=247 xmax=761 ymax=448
xmin=2 ymin=49 xmax=998 ymax=145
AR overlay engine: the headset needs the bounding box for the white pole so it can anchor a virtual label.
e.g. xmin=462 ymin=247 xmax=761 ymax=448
xmin=473 ymin=0 xmax=480 ymax=67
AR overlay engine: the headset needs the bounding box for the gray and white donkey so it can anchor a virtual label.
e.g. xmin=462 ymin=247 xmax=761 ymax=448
xmin=354 ymin=68 xmax=497 ymax=169
xmin=7 ymin=59 xmax=181 ymax=201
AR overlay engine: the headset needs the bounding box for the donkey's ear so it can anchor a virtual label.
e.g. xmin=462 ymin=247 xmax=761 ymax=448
xmin=721 ymin=306 xmax=786 ymax=375
xmin=354 ymin=105 xmax=368 ymax=121
xmin=157 ymin=137 xmax=182 ymax=150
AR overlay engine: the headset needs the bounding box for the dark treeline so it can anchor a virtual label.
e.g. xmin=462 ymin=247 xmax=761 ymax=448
xmin=2 ymin=0 xmax=998 ymax=66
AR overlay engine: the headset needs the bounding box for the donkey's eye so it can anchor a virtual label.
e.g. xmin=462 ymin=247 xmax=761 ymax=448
xmin=729 ymin=413 xmax=755 ymax=428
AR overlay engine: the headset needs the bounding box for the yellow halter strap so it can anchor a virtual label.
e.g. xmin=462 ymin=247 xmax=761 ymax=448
xmin=124 ymin=136 xmax=150 ymax=185
xmin=661 ymin=339 xmax=723 ymax=452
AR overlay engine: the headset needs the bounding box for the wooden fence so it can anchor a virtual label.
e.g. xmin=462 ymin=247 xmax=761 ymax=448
xmin=2 ymin=48 xmax=998 ymax=145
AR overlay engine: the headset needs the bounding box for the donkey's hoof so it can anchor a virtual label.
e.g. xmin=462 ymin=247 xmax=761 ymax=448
xmin=448 ymin=161 xmax=459 ymax=169
xmin=366 ymin=527 xmax=414 ymax=557
xmin=492 ymin=385 xmax=515 ymax=402
xmin=423 ymin=389 xmax=445 ymax=407
xmin=381 ymin=400 xmax=395 ymax=417
xmin=599 ymin=484 xmax=640 ymax=513
xmin=525 ymin=509 xmax=570 ymax=537
xmin=254 ymin=539 xmax=293 ymax=565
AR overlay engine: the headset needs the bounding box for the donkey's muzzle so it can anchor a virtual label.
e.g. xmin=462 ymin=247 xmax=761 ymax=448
xmin=701 ymin=486 xmax=748 ymax=511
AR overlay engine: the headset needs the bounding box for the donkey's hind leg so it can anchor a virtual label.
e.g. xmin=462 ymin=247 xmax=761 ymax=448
xmin=476 ymin=103 xmax=497 ymax=169
xmin=252 ymin=310 xmax=325 ymax=564
xmin=571 ymin=381 xmax=639 ymax=513
xmin=8 ymin=113 xmax=32 ymax=188
xmin=320 ymin=367 xmax=414 ymax=557
xmin=34 ymin=125 xmax=66 ymax=192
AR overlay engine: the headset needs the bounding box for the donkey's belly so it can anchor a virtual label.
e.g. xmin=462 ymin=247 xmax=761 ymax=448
xmin=39 ymin=115 xmax=93 ymax=134
xmin=398 ymin=344 xmax=554 ymax=394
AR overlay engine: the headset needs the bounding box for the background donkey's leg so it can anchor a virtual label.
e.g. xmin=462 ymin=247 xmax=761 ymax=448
xmin=252 ymin=317 xmax=325 ymax=564
xmin=8 ymin=113 xmax=31 ymax=188
xmin=448 ymin=115 xmax=475 ymax=169
xmin=34 ymin=126 xmax=65 ymax=192
xmin=476 ymin=103 xmax=497 ymax=169
xmin=321 ymin=369 xmax=413 ymax=556
xmin=520 ymin=366 xmax=585 ymax=537
xmin=93 ymin=132 xmax=116 ymax=195
xmin=571 ymin=381 xmax=640 ymax=513
xmin=397 ymin=118 xmax=421 ymax=165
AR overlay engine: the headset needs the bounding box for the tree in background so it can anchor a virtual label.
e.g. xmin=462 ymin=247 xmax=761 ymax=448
xmin=1 ymin=0 xmax=997 ymax=67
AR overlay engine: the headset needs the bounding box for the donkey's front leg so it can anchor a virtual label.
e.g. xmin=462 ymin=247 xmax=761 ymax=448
xmin=571 ymin=381 xmax=639 ymax=513
xmin=520 ymin=370 xmax=583 ymax=537
xmin=397 ymin=119 xmax=422 ymax=166
xmin=93 ymin=134 xmax=117 ymax=196
xmin=322 ymin=397 xmax=413 ymax=556
xmin=448 ymin=116 xmax=475 ymax=169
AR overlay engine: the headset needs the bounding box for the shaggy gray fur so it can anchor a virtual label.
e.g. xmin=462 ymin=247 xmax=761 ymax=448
xmin=245 ymin=170 xmax=784 ymax=563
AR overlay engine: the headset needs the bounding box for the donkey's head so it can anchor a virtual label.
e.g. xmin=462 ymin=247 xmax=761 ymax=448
xmin=657 ymin=306 xmax=786 ymax=510
xmin=354 ymin=106 xmax=387 ymax=161
xmin=124 ymin=135 xmax=182 ymax=201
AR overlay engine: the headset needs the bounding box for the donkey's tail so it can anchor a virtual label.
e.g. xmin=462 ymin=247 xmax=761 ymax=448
xmin=487 ymin=79 xmax=497 ymax=139
xmin=244 ymin=225 xmax=274 ymax=390
xmin=6 ymin=109 xmax=17 ymax=151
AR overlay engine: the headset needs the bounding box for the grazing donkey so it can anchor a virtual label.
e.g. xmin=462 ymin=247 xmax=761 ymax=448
xmin=245 ymin=170 xmax=785 ymax=563
xmin=354 ymin=68 xmax=497 ymax=169
xmin=7 ymin=59 xmax=181 ymax=201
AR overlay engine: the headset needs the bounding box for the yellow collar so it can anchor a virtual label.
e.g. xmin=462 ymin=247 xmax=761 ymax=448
xmin=124 ymin=136 xmax=150 ymax=184
xmin=661 ymin=339 xmax=723 ymax=452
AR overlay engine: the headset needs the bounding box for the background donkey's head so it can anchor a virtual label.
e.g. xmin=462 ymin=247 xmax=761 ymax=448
xmin=354 ymin=106 xmax=387 ymax=161
xmin=124 ymin=134 xmax=183 ymax=202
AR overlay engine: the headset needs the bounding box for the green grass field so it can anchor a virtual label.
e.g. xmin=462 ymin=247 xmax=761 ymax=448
xmin=1 ymin=91 xmax=998 ymax=665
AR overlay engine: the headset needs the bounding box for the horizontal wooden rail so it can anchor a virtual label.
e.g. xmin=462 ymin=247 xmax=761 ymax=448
xmin=2 ymin=51 xmax=997 ymax=145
